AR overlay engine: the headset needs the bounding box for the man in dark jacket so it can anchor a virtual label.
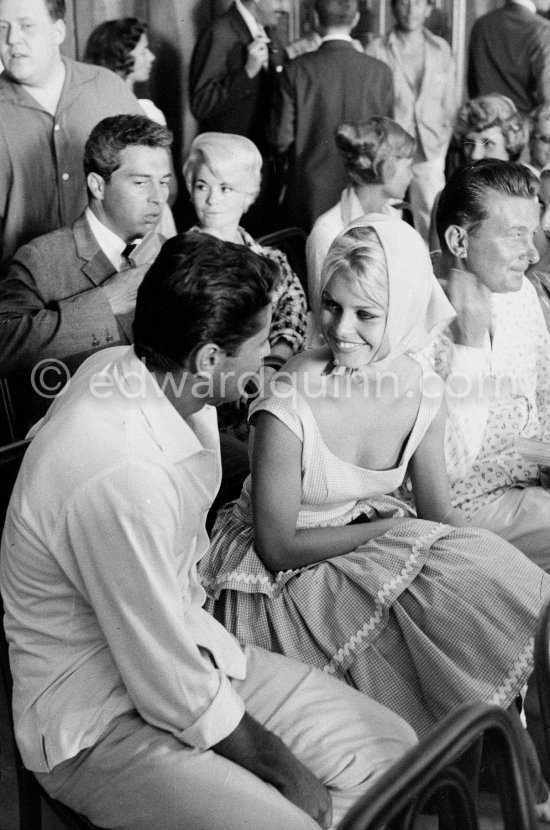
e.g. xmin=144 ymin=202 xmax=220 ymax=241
xmin=468 ymin=0 xmax=550 ymax=115
xmin=267 ymin=0 xmax=394 ymax=232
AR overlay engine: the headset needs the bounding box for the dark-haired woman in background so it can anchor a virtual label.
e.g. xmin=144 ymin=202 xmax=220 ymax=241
xmin=84 ymin=18 xmax=165 ymax=125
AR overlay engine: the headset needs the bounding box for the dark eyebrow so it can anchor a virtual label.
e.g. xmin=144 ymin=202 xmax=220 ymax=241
xmin=125 ymin=172 xmax=171 ymax=179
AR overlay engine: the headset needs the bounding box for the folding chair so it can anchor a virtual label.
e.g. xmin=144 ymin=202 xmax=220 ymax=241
xmin=337 ymin=702 xmax=537 ymax=830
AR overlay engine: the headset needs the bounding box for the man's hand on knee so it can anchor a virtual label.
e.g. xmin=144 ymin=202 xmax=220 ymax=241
xmin=213 ymin=711 xmax=333 ymax=827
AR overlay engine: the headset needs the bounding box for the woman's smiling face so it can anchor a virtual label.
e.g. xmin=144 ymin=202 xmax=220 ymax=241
xmin=320 ymin=270 xmax=387 ymax=369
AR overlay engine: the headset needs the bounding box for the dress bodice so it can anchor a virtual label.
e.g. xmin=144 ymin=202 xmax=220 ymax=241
xmin=235 ymin=357 xmax=443 ymax=528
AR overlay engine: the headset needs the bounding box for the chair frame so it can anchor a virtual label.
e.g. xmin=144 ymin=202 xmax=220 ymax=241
xmin=535 ymin=595 xmax=550 ymax=774
xmin=0 ymin=439 xmax=102 ymax=830
xmin=257 ymin=226 xmax=309 ymax=302
xmin=337 ymin=702 xmax=537 ymax=830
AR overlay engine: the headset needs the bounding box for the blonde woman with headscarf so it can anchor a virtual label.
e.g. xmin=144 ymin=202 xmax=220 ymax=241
xmin=306 ymin=116 xmax=415 ymax=342
xmin=201 ymin=215 xmax=550 ymax=820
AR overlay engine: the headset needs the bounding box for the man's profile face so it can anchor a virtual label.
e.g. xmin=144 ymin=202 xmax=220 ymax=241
xmin=0 ymin=0 xmax=65 ymax=87
xmin=215 ymin=306 xmax=272 ymax=405
xmin=98 ymin=145 xmax=172 ymax=243
xmin=463 ymin=190 xmax=539 ymax=294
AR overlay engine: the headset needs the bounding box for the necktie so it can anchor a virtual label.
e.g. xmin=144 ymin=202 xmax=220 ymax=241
xmin=121 ymin=243 xmax=137 ymax=269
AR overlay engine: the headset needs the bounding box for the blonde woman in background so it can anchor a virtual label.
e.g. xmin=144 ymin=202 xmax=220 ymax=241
xmin=184 ymin=132 xmax=307 ymax=377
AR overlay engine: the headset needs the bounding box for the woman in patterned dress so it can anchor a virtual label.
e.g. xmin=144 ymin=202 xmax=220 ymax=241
xmin=201 ymin=215 xmax=550 ymax=816
xmin=183 ymin=132 xmax=307 ymax=377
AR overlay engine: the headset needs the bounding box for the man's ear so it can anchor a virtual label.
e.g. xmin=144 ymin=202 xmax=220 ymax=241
xmin=351 ymin=10 xmax=360 ymax=29
xmin=53 ymin=18 xmax=66 ymax=47
xmin=87 ymin=172 xmax=106 ymax=202
xmin=192 ymin=342 xmax=225 ymax=378
xmin=444 ymin=224 xmax=469 ymax=259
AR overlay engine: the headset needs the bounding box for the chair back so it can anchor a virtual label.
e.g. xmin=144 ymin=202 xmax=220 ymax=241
xmin=0 ymin=439 xmax=102 ymax=829
xmin=535 ymin=595 xmax=550 ymax=779
xmin=257 ymin=227 xmax=309 ymax=304
xmin=337 ymin=702 xmax=537 ymax=830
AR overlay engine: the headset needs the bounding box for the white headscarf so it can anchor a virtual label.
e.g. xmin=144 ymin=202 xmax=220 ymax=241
xmin=320 ymin=214 xmax=455 ymax=364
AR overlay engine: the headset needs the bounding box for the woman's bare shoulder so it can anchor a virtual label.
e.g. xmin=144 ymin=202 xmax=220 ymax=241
xmin=278 ymin=347 xmax=331 ymax=385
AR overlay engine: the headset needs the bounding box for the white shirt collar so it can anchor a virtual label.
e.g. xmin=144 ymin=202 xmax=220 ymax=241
xmin=321 ymin=33 xmax=353 ymax=43
xmin=235 ymin=0 xmax=266 ymax=39
xmin=510 ymin=0 xmax=537 ymax=13
xmin=85 ymin=207 xmax=128 ymax=271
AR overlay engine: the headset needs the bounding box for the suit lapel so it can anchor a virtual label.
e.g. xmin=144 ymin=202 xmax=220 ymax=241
xmin=73 ymin=213 xmax=134 ymax=344
xmin=227 ymin=2 xmax=253 ymax=45
xmin=73 ymin=213 xmax=117 ymax=287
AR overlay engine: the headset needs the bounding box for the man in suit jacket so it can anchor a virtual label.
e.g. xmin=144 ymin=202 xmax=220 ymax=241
xmin=189 ymin=0 xmax=288 ymax=153
xmin=0 ymin=114 xmax=172 ymax=433
xmin=268 ymin=0 xmax=394 ymax=233
xmin=189 ymin=0 xmax=290 ymax=235
xmin=468 ymin=0 xmax=550 ymax=116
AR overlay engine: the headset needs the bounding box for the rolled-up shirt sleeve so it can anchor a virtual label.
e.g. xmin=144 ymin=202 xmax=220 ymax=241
xmin=58 ymin=460 xmax=246 ymax=750
xmin=424 ymin=333 xmax=490 ymax=480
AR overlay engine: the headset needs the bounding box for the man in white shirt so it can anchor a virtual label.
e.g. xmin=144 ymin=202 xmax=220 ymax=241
xmin=366 ymin=0 xmax=456 ymax=243
xmin=427 ymin=159 xmax=550 ymax=567
xmin=0 ymin=232 xmax=416 ymax=830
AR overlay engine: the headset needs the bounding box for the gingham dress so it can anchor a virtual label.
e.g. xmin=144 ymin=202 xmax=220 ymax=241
xmin=201 ymin=371 xmax=550 ymax=738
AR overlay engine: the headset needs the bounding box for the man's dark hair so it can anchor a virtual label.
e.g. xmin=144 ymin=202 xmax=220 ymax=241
xmin=45 ymin=0 xmax=65 ymax=21
xmin=133 ymin=233 xmax=276 ymax=371
xmin=436 ymin=159 xmax=539 ymax=251
xmin=84 ymin=18 xmax=147 ymax=79
xmin=83 ymin=115 xmax=172 ymax=181
xmin=315 ymin=0 xmax=358 ymax=30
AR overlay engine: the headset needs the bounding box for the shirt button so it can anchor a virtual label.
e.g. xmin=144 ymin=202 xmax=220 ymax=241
xmin=62 ymin=173 xmax=70 ymax=181
xmin=54 ymin=124 xmax=60 ymax=131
